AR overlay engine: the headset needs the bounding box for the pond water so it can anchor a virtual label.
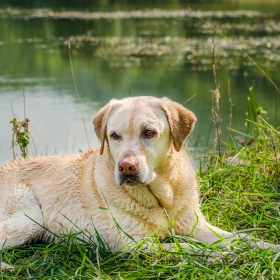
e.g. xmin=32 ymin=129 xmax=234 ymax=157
xmin=0 ymin=0 xmax=279 ymax=164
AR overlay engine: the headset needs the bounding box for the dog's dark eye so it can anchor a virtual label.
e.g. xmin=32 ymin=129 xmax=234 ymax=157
xmin=110 ymin=132 xmax=121 ymax=140
xmin=144 ymin=130 xmax=156 ymax=138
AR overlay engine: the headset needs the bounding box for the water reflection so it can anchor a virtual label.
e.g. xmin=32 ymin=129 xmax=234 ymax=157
xmin=0 ymin=2 xmax=279 ymax=164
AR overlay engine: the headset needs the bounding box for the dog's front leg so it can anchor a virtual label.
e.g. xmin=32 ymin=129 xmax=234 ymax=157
xmin=0 ymin=262 xmax=14 ymax=272
xmin=193 ymin=222 xmax=280 ymax=251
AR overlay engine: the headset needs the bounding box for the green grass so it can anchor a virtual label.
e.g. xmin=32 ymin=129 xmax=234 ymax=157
xmin=1 ymin=118 xmax=280 ymax=279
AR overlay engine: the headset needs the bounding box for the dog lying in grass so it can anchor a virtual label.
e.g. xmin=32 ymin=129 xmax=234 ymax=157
xmin=0 ymin=96 xmax=279 ymax=270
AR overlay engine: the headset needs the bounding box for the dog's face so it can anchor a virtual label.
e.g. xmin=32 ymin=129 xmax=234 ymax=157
xmin=106 ymin=98 xmax=171 ymax=186
xmin=93 ymin=96 xmax=196 ymax=186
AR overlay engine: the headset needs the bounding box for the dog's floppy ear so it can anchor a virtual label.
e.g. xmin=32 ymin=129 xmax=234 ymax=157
xmin=159 ymin=97 xmax=197 ymax=152
xmin=93 ymin=101 xmax=116 ymax=155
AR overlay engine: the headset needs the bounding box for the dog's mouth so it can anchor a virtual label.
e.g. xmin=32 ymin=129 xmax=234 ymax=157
xmin=119 ymin=174 xmax=144 ymax=186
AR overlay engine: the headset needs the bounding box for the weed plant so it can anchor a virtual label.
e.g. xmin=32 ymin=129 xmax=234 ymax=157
xmin=10 ymin=118 xmax=30 ymax=159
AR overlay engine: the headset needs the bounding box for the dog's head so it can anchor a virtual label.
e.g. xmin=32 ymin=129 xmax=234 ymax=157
xmin=93 ymin=96 xmax=196 ymax=186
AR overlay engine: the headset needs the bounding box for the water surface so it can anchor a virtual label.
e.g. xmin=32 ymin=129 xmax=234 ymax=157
xmin=0 ymin=0 xmax=279 ymax=164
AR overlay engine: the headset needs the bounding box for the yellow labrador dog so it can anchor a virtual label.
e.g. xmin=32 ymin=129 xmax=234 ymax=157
xmin=0 ymin=96 xmax=278 ymax=269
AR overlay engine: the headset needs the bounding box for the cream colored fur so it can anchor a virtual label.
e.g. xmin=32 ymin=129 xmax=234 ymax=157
xmin=0 ymin=96 xmax=278 ymax=269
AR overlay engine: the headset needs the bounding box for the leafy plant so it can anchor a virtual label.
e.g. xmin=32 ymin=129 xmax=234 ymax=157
xmin=10 ymin=118 xmax=30 ymax=159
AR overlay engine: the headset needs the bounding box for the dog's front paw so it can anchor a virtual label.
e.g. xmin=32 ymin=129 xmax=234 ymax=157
xmin=162 ymin=242 xmax=235 ymax=259
xmin=0 ymin=262 xmax=14 ymax=272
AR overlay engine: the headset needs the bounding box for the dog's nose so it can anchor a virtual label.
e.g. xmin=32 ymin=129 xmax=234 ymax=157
xmin=118 ymin=159 xmax=137 ymax=175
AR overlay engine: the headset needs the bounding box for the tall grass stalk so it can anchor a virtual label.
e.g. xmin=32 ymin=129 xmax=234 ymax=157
xmin=68 ymin=38 xmax=90 ymax=148
xmin=210 ymin=26 xmax=223 ymax=159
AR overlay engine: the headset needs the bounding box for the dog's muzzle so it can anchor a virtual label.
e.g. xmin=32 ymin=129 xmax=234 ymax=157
xmin=118 ymin=158 xmax=143 ymax=186
xmin=119 ymin=174 xmax=143 ymax=186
